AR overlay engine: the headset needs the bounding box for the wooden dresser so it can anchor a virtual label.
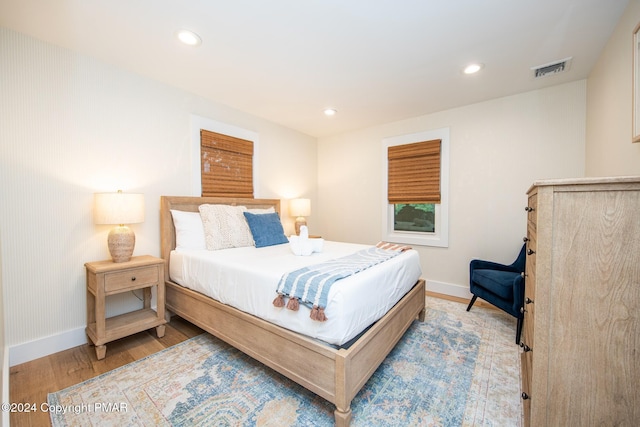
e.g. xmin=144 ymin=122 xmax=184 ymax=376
xmin=521 ymin=176 xmax=640 ymax=426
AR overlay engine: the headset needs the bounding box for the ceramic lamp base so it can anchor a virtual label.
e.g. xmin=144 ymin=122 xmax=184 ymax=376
xmin=108 ymin=225 xmax=135 ymax=263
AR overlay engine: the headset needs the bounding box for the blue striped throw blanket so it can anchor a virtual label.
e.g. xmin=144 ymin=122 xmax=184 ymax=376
xmin=273 ymin=242 xmax=411 ymax=321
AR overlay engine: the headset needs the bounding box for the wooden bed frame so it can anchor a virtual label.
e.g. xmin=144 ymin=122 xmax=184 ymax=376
xmin=160 ymin=196 xmax=426 ymax=426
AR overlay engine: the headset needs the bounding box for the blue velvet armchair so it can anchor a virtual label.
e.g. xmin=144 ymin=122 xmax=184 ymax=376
xmin=466 ymin=244 xmax=526 ymax=344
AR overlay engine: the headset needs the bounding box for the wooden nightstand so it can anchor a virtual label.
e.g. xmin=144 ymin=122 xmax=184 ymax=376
xmin=85 ymin=255 xmax=166 ymax=359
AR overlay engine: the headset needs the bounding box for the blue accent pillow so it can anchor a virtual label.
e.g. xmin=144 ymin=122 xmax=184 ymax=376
xmin=243 ymin=212 xmax=289 ymax=248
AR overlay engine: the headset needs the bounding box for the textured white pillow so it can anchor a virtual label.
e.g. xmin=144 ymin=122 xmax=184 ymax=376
xmin=170 ymin=210 xmax=206 ymax=250
xmin=198 ymin=204 xmax=254 ymax=250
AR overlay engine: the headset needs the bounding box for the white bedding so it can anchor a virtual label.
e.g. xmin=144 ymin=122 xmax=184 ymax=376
xmin=169 ymin=240 xmax=422 ymax=345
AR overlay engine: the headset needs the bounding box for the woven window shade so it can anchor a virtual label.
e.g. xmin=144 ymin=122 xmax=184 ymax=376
xmin=388 ymin=139 xmax=441 ymax=204
xmin=201 ymin=130 xmax=254 ymax=198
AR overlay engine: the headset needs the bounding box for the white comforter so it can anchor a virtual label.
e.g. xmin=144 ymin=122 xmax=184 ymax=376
xmin=169 ymin=240 xmax=422 ymax=345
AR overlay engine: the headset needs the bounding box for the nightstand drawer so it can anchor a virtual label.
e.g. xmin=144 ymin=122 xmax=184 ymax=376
xmin=105 ymin=265 xmax=159 ymax=293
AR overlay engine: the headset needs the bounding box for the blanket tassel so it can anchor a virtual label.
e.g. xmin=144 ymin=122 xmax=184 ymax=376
xmin=310 ymin=306 xmax=327 ymax=322
xmin=273 ymin=294 xmax=285 ymax=308
xmin=286 ymin=297 xmax=300 ymax=311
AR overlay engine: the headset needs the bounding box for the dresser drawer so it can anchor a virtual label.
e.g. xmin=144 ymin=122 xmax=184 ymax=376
xmin=104 ymin=265 xmax=159 ymax=293
xmin=522 ymin=297 xmax=535 ymax=347
xmin=521 ymin=350 xmax=532 ymax=425
xmin=527 ymin=193 xmax=538 ymax=231
xmin=525 ymin=234 xmax=536 ymax=279
xmin=524 ymin=229 xmax=536 ymax=347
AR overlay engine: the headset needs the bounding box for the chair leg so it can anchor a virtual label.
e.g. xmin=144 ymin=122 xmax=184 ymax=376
xmin=516 ymin=316 xmax=523 ymax=345
xmin=466 ymin=295 xmax=478 ymax=312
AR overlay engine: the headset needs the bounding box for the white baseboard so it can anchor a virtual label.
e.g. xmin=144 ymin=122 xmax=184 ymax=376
xmin=425 ymin=279 xmax=472 ymax=300
xmin=9 ymin=326 xmax=87 ymax=367
xmin=10 ymin=301 xmax=159 ymax=367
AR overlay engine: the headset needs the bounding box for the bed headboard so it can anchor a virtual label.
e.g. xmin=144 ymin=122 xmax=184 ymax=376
xmin=160 ymin=196 xmax=281 ymax=280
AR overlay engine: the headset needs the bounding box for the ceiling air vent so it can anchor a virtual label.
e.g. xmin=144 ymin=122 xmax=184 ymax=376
xmin=531 ymin=57 xmax=572 ymax=79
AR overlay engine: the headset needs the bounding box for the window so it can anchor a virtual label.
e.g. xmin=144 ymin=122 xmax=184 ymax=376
xmin=394 ymin=203 xmax=435 ymax=232
xmin=200 ymin=129 xmax=253 ymax=198
xmin=382 ymin=128 xmax=449 ymax=247
xmin=190 ymin=115 xmax=259 ymax=197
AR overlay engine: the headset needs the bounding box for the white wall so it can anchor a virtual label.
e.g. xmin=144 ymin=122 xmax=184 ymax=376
xmin=0 ymin=28 xmax=317 ymax=365
xmin=586 ymin=0 xmax=640 ymax=175
xmin=317 ymin=81 xmax=586 ymax=297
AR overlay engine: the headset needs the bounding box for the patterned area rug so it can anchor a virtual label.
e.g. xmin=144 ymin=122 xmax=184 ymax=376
xmin=48 ymin=298 xmax=521 ymax=426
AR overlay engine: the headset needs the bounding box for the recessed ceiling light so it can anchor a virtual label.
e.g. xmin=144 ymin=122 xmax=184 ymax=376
xmin=324 ymin=108 xmax=337 ymax=116
xmin=176 ymin=30 xmax=202 ymax=46
xmin=463 ymin=63 xmax=483 ymax=74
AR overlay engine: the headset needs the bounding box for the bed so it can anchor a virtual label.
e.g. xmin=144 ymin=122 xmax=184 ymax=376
xmin=160 ymin=196 xmax=426 ymax=426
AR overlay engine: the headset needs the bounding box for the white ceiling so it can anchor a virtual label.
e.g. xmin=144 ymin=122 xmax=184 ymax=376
xmin=0 ymin=0 xmax=630 ymax=137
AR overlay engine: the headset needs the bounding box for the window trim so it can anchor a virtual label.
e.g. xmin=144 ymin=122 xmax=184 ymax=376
xmin=382 ymin=128 xmax=449 ymax=247
xmin=190 ymin=114 xmax=259 ymax=197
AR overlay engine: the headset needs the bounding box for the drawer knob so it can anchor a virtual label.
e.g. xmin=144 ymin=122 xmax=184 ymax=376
xmin=527 ymin=248 xmax=535 ymax=255
xmin=131 ymin=276 xmax=137 ymax=282
xmin=523 ymin=236 xmax=529 ymax=242
xmin=525 ymin=206 xmax=535 ymax=212
xmin=520 ymin=342 xmax=532 ymax=352
xmin=521 ymin=272 xmax=526 ymax=278
xmin=525 ymin=297 xmax=533 ymax=305
xmin=520 ymin=306 xmax=527 ymax=314
xmin=522 ymin=392 xmax=530 ymax=400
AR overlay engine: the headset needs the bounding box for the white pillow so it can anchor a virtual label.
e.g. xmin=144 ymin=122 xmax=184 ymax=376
xmin=170 ymin=210 xmax=206 ymax=250
xmin=246 ymin=207 xmax=275 ymax=214
xmin=198 ymin=204 xmax=254 ymax=250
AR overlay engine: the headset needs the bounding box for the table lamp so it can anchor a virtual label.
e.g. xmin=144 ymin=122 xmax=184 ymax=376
xmin=94 ymin=190 xmax=145 ymax=263
xmin=289 ymin=198 xmax=311 ymax=235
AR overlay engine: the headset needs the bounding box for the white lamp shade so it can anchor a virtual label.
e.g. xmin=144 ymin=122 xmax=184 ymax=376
xmin=94 ymin=192 xmax=145 ymax=225
xmin=289 ymin=198 xmax=311 ymax=217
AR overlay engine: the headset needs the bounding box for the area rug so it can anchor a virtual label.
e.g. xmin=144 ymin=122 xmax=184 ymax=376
xmin=48 ymin=299 xmax=521 ymax=426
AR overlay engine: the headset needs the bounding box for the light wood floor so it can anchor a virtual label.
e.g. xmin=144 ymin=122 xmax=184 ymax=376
xmin=9 ymin=292 xmax=484 ymax=426
xmin=9 ymin=317 xmax=204 ymax=427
